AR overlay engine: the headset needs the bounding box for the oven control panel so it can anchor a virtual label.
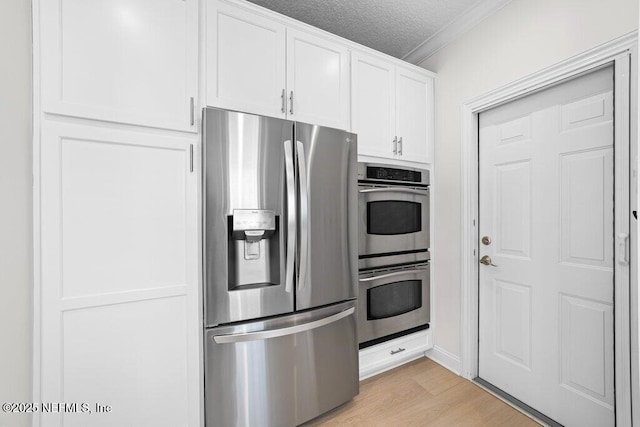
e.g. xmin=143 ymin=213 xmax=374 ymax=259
xmin=357 ymin=162 xmax=429 ymax=186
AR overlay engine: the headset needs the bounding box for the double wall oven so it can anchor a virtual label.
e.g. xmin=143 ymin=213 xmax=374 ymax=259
xmin=357 ymin=163 xmax=430 ymax=348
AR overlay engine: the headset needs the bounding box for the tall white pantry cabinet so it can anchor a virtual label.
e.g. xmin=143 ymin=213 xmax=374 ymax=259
xmin=33 ymin=0 xmax=435 ymax=425
xmin=35 ymin=0 xmax=200 ymax=426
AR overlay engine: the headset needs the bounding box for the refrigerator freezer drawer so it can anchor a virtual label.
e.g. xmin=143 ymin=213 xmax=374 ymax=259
xmin=204 ymin=301 xmax=359 ymax=427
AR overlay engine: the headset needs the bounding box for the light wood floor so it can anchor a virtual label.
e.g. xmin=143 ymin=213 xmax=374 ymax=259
xmin=303 ymin=357 xmax=540 ymax=426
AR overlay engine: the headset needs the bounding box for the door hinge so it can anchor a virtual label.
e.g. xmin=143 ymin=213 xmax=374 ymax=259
xmin=190 ymin=144 xmax=194 ymax=173
xmin=189 ymin=97 xmax=195 ymax=126
xmin=289 ymin=91 xmax=294 ymax=115
xmin=618 ymin=233 xmax=629 ymax=265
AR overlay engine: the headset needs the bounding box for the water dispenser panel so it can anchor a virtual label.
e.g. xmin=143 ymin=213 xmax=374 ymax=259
xmin=232 ymin=210 xmax=276 ymax=242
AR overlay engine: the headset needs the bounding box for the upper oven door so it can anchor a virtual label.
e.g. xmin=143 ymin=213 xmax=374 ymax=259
xmin=358 ymin=185 xmax=430 ymax=259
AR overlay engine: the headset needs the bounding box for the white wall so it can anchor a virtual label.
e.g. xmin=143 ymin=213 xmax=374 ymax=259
xmin=420 ymin=0 xmax=638 ymax=363
xmin=0 ymin=1 xmax=32 ymax=427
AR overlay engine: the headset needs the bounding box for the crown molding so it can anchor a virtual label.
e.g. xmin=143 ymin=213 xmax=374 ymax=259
xmin=402 ymin=0 xmax=514 ymax=65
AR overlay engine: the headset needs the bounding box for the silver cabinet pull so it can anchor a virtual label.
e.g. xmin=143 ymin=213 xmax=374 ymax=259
xmin=280 ymin=89 xmax=286 ymax=113
xmin=283 ymin=140 xmax=296 ymax=293
xmin=189 ymin=97 xmax=195 ymax=126
xmin=189 ymin=144 xmax=194 ymax=173
xmin=392 ymin=136 xmax=397 ymax=154
xmin=390 ymin=347 xmax=406 ymax=355
xmin=398 ymin=137 xmax=403 ymax=156
xmin=289 ymin=91 xmax=294 ymax=115
xmin=213 ymin=307 xmax=355 ymax=343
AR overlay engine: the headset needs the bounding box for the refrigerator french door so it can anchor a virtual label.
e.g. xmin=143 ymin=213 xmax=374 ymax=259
xmin=202 ymin=107 xmax=358 ymax=427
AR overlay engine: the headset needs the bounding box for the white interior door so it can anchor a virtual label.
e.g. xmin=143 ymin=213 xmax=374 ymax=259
xmin=478 ymin=66 xmax=615 ymax=426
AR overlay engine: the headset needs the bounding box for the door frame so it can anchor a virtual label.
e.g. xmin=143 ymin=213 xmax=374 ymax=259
xmin=460 ymin=31 xmax=637 ymax=426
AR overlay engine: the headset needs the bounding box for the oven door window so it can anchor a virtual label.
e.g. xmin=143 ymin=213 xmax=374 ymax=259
xmin=367 ymin=201 xmax=422 ymax=235
xmin=367 ymin=280 xmax=422 ymax=320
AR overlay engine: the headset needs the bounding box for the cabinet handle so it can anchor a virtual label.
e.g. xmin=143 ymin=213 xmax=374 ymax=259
xmin=390 ymin=347 xmax=406 ymax=355
xmin=289 ymin=91 xmax=294 ymax=115
xmin=189 ymin=144 xmax=194 ymax=173
xmin=392 ymin=136 xmax=397 ymax=155
xmin=281 ymin=89 xmax=285 ymax=113
xmin=398 ymin=137 xmax=403 ymax=156
xmin=189 ymin=97 xmax=195 ymax=126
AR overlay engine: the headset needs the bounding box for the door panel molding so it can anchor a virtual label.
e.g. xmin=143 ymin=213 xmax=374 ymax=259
xmin=460 ymin=31 xmax=636 ymax=426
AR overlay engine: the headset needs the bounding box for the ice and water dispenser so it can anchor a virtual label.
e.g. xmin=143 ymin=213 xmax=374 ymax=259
xmin=227 ymin=209 xmax=281 ymax=290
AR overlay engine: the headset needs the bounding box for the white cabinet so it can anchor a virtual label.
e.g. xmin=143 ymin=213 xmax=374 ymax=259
xmin=286 ymin=28 xmax=350 ymax=130
xmin=352 ymin=51 xmax=434 ymax=164
xmin=359 ymin=329 xmax=433 ymax=380
xmin=396 ymin=66 xmax=433 ymax=164
xmin=38 ymin=121 xmax=200 ymax=427
xmin=206 ymin=1 xmax=286 ymax=118
xmin=351 ymin=52 xmax=396 ymax=159
xmin=207 ymin=0 xmax=350 ymax=130
xmin=40 ymin=0 xmax=198 ymax=132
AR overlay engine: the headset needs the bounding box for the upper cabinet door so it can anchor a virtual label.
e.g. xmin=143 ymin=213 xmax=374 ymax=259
xmin=40 ymin=0 xmax=198 ymax=132
xmin=351 ymin=52 xmax=396 ymax=159
xmin=286 ymin=28 xmax=350 ymax=131
xmin=207 ymin=0 xmax=287 ymax=119
xmin=396 ymin=66 xmax=433 ymax=164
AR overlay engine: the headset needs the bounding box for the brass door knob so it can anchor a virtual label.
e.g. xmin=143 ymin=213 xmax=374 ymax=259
xmin=480 ymin=255 xmax=498 ymax=267
xmin=481 ymin=236 xmax=491 ymax=245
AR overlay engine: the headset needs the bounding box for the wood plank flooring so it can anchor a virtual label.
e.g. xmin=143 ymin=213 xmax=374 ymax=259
xmin=303 ymin=357 xmax=540 ymax=426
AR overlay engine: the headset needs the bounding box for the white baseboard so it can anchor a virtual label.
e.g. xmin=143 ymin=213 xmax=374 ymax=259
xmin=425 ymin=345 xmax=461 ymax=375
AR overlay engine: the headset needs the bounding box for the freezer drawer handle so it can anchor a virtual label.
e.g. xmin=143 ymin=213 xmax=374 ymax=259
xmin=359 ymin=267 xmax=429 ymax=282
xmin=358 ymin=188 xmax=427 ymax=196
xmin=212 ymin=307 xmax=355 ymax=344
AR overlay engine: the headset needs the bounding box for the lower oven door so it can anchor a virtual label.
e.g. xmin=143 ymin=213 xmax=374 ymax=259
xmin=358 ymin=185 xmax=430 ymax=269
xmin=358 ymin=264 xmax=430 ymax=346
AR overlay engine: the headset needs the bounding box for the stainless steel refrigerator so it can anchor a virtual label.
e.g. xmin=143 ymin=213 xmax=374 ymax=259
xmin=202 ymin=107 xmax=359 ymax=427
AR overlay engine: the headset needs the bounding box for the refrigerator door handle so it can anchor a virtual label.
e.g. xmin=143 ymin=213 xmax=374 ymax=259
xmin=296 ymin=141 xmax=309 ymax=291
xmin=212 ymin=307 xmax=355 ymax=344
xmin=284 ymin=140 xmax=296 ymax=293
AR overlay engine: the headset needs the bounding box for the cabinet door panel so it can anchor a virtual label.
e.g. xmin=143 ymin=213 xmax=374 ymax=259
xmin=396 ymin=67 xmax=433 ymax=164
xmin=352 ymin=52 xmax=395 ymax=159
xmin=287 ymin=28 xmax=350 ymax=130
xmin=207 ymin=0 xmax=286 ymax=118
xmin=39 ymin=122 xmax=200 ymax=427
xmin=40 ymin=0 xmax=198 ymax=131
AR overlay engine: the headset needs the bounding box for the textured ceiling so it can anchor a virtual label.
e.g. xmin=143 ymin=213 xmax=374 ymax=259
xmin=245 ymin=0 xmax=481 ymax=59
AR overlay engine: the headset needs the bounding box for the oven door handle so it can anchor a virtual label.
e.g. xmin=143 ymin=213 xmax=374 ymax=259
xmin=358 ymin=188 xmax=427 ymax=196
xmin=359 ymin=267 xmax=429 ymax=282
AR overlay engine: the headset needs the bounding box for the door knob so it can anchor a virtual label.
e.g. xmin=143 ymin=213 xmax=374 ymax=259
xmin=480 ymin=255 xmax=498 ymax=267
xmin=481 ymin=236 xmax=491 ymax=245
